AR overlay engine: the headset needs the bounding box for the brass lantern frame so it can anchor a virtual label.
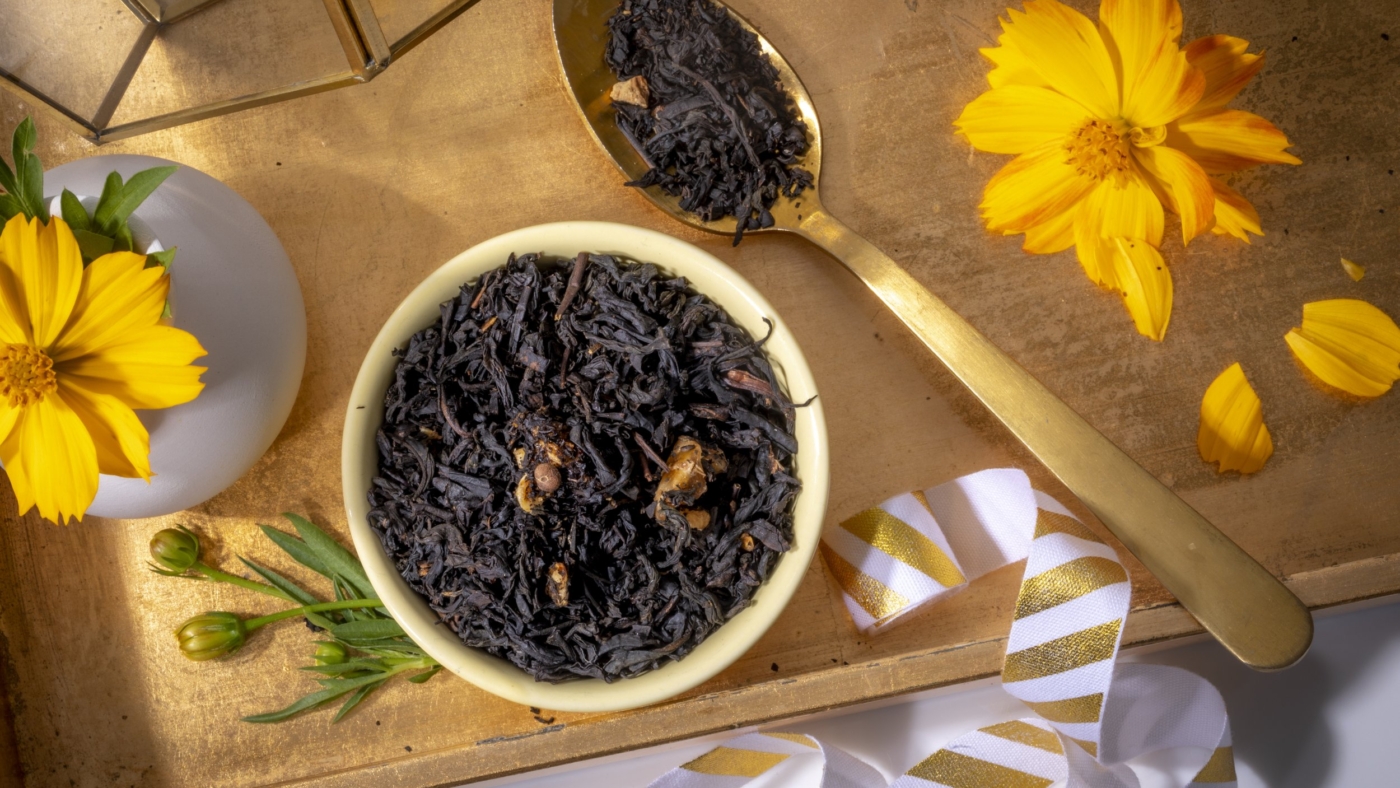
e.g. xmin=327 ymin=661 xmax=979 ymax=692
xmin=0 ymin=0 xmax=480 ymax=144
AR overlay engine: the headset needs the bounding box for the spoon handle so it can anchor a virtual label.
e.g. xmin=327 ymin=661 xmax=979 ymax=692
xmin=797 ymin=208 xmax=1312 ymax=671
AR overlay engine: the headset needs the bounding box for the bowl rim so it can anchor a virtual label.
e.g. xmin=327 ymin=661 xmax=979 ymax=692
xmin=342 ymin=220 xmax=828 ymax=712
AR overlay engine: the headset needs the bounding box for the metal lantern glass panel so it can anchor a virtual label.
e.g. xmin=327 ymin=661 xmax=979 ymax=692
xmin=0 ymin=0 xmax=477 ymax=143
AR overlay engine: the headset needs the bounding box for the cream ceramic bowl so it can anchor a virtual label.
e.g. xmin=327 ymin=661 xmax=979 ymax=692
xmin=343 ymin=221 xmax=828 ymax=713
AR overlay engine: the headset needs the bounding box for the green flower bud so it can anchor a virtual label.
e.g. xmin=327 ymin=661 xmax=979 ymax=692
xmin=175 ymin=612 xmax=246 ymax=661
xmin=149 ymin=526 xmax=200 ymax=573
xmin=313 ymin=641 xmax=348 ymax=666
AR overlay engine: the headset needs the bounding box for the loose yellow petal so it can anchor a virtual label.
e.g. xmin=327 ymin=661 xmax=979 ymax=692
xmin=1208 ymin=178 xmax=1263 ymax=241
xmin=1110 ymin=238 xmax=1173 ymax=341
xmin=997 ymin=0 xmax=1119 ymax=119
xmin=48 ymin=251 xmax=166 ymax=363
xmin=1341 ymin=258 xmax=1365 ymax=282
xmin=57 ymin=380 xmax=152 ymax=480
xmin=954 ymin=85 xmax=1091 ymax=155
xmin=1099 ymin=0 xmax=1204 ymax=127
xmin=57 ymin=325 xmax=207 ymax=410
xmin=981 ymin=139 xmax=1098 ymax=236
xmin=1182 ymin=35 xmax=1265 ymax=115
xmin=1198 ymin=362 xmax=1272 ymax=474
xmin=1285 ymin=299 xmax=1400 ymax=398
xmin=0 ymin=395 xmax=98 ymax=524
xmin=1166 ymin=110 xmax=1302 ymax=174
xmin=1135 ymin=144 xmax=1216 ymax=243
xmin=1073 ymin=174 xmax=1165 ymax=287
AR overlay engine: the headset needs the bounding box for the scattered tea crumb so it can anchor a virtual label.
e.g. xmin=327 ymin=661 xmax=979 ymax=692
xmin=534 ymin=714 xmax=557 ymax=725
xmin=1342 ymin=258 xmax=1366 ymax=281
xmin=771 ymin=662 xmax=779 ymax=672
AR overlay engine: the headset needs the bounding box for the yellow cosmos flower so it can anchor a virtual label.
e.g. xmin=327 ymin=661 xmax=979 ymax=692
xmin=1285 ymin=299 xmax=1400 ymax=398
xmin=955 ymin=0 xmax=1300 ymax=340
xmin=1198 ymin=362 xmax=1272 ymax=474
xmin=0 ymin=214 xmax=206 ymax=524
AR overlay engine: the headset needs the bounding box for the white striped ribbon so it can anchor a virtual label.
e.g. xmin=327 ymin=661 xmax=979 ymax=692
xmin=647 ymin=469 xmax=1238 ymax=788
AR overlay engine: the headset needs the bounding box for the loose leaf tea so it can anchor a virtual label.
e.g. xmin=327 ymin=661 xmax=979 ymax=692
xmin=369 ymin=252 xmax=801 ymax=682
xmin=605 ymin=0 xmax=814 ymax=245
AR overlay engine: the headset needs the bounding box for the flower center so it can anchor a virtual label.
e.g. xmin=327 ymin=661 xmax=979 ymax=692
xmin=1065 ymin=119 xmax=1134 ymax=182
xmin=0 ymin=344 xmax=58 ymax=408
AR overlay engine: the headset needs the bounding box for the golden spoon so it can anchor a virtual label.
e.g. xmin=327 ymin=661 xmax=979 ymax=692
xmin=551 ymin=0 xmax=1311 ymax=670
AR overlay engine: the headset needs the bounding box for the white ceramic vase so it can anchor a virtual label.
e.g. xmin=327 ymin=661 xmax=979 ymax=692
xmin=42 ymin=155 xmax=306 ymax=519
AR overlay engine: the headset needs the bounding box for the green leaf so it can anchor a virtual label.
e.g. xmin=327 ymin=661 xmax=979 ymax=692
xmin=0 ymin=156 xmax=17 ymax=197
xmin=93 ymin=165 xmax=176 ymax=232
xmin=299 ymin=659 xmax=387 ymax=676
xmin=331 ymin=619 xmax=404 ymax=641
xmin=283 ymin=513 xmax=377 ymax=602
xmin=74 ymin=229 xmax=115 ymax=261
xmin=238 ymin=556 xmax=318 ymax=606
xmin=0 ymin=194 xmax=22 ymax=222
xmin=21 ymin=154 xmax=45 ymax=222
xmin=113 ymin=222 xmax=134 ymax=253
xmin=60 ymin=189 xmax=91 ymax=231
xmin=11 ymin=118 xmax=35 ymax=170
xmin=145 ymin=247 xmax=176 ymax=271
xmin=406 ymin=665 xmax=441 ymax=684
xmin=97 ymin=171 xmax=123 ymax=213
xmin=241 ymin=686 xmax=353 ymax=724
xmin=258 ymin=523 xmax=331 ymax=576
xmin=333 ymin=680 xmax=385 ymax=723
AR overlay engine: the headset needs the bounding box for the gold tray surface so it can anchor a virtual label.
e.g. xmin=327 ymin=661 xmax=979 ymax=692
xmin=1 ymin=0 xmax=1398 ymax=785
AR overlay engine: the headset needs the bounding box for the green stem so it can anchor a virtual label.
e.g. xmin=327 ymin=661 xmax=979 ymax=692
xmin=195 ymin=562 xmax=295 ymax=603
xmin=245 ymin=599 xmax=383 ymax=632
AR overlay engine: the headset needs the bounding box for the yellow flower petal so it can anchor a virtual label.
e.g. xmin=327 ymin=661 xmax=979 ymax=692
xmin=1208 ymin=178 xmax=1262 ymax=241
xmin=57 ymin=380 xmax=152 ymax=480
xmin=954 ymin=85 xmax=1091 ymax=155
xmin=981 ymin=34 xmax=1050 ymax=90
xmin=1166 ymin=110 xmax=1302 ymax=174
xmin=0 ymin=215 xmax=34 ymax=345
xmin=997 ymin=0 xmax=1119 ymax=119
xmin=1023 ymin=207 xmax=1078 ymax=254
xmin=49 ymin=251 xmax=167 ymax=363
xmin=57 ymin=325 xmax=206 ymax=410
xmin=1135 ymin=144 xmax=1216 ymax=243
xmin=1198 ymin=362 xmax=1272 ymax=474
xmin=981 ymin=139 xmax=1098 ymax=236
xmin=1099 ymin=0 xmax=1204 ymax=127
xmin=1109 ymin=238 xmax=1173 ymax=341
xmin=1285 ymin=299 xmax=1400 ymax=398
xmin=1183 ymin=35 xmax=1266 ymax=115
xmin=1073 ymin=174 xmax=1165 ymax=287
xmin=1 ymin=216 xmax=84 ymax=348
xmin=0 ymin=395 xmax=98 ymax=524
xmin=1341 ymin=258 xmax=1365 ymax=282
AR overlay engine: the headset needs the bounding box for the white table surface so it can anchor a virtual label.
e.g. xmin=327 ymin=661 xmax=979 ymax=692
xmin=479 ymin=597 xmax=1400 ymax=787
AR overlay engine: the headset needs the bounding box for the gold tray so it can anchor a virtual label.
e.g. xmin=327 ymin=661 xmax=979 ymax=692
xmin=2 ymin=0 xmax=1398 ymax=785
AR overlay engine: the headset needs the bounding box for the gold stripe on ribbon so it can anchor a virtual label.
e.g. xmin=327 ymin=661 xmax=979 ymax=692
xmin=682 ymin=747 xmax=787 ymax=777
xmin=1033 ymin=509 xmax=1102 ymax=543
xmin=906 ymin=750 xmax=1054 ymax=788
xmin=820 ymin=544 xmax=911 ymax=622
xmin=1069 ymin=738 xmax=1099 ymax=757
xmin=1025 ymin=694 xmax=1105 ymax=724
xmin=1192 ymin=746 xmax=1237 ymax=783
xmin=981 ymin=720 xmax=1064 ymax=754
xmin=839 ymin=507 xmax=966 ymax=588
xmin=1003 ymin=620 xmax=1122 ymax=683
xmin=762 ymin=732 xmax=818 ymax=749
xmin=1015 ymin=557 xmax=1129 ymax=619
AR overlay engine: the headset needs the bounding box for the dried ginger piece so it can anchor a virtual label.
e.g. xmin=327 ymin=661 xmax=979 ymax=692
xmin=1285 ymin=299 xmax=1400 ymax=397
xmin=1198 ymin=363 xmax=1273 ymax=474
xmin=610 ymin=75 xmax=650 ymax=107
